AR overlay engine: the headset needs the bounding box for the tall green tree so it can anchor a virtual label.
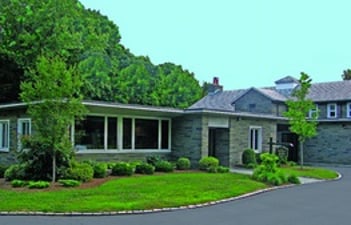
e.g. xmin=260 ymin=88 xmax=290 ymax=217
xmin=342 ymin=69 xmax=351 ymax=80
xmin=284 ymin=72 xmax=318 ymax=168
xmin=20 ymin=56 xmax=86 ymax=182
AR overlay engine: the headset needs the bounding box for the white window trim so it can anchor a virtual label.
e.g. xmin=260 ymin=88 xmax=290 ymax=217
xmin=249 ymin=126 xmax=262 ymax=153
xmin=347 ymin=103 xmax=351 ymax=118
xmin=327 ymin=103 xmax=337 ymax=118
xmin=0 ymin=120 xmax=10 ymax=152
xmin=73 ymin=114 xmax=172 ymax=153
xmin=17 ymin=118 xmax=32 ymax=151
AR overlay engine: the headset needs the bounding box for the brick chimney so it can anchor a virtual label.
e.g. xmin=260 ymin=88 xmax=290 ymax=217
xmin=208 ymin=77 xmax=223 ymax=95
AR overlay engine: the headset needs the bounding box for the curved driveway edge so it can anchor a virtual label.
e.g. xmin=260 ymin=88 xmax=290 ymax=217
xmin=0 ymin=170 xmax=341 ymax=217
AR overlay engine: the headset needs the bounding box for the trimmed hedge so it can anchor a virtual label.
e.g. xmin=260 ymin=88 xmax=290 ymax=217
xmin=135 ymin=163 xmax=155 ymax=175
xmin=242 ymin=149 xmax=257 ymax=167
xmin=176 ymin=157 xmax=191 ymax=170
xmin=112 ymin=162 xmax=134 ymax=176
xmin=63 ymin=162 xmax=94 ymax=182
xmin=155 ymin=160 xmax=174 ymax=172
xmin=199 ymin=157 xmax=219 ymax=171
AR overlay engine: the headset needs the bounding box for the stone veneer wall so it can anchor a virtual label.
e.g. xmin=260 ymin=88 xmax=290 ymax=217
xmin=213 ymin=128 xmax=229 ymax=166
xmin=229 ymin=117 xmax=277 ymax=167
xmin=171 ymin=114 xmax=208 ymax=168
xmin=304 ymin=122 xmax=351 ymax=164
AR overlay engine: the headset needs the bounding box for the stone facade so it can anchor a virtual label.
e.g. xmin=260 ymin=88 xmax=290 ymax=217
xmin=171 ymin=114 xmax=206 ymax=168
xmin=304 ymin=121 xmax=351 ymax=164
xmin=228 ymin=117 xmax=277 ymax=167
xmin=235 ymin=89 xmax=273 ymax=114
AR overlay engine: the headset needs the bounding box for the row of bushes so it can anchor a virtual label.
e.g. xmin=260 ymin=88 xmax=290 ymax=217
xmin=242 ymin=148 xmax=297 ymax=168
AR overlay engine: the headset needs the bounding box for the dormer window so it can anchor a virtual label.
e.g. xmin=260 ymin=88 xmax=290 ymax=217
xmin=327 ymin=103 xmax=337 ymax=118
xmin=347 ymin=103 xmax=351 ymax=118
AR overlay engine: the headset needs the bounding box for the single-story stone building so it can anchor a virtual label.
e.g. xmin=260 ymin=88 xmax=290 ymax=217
xmin=1 ymin=76 xmax=350 ymax=166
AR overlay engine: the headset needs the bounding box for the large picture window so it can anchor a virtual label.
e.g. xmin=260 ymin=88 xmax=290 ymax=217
xmin=0 ymin=120 xmax=10 ymax=151
xmin=135 ymin=119 xmax=158 ymax=149
xmin=75 ymin=116 xmax=104 ymax=150
xmin=249 ymin=126 xmax=262 ymax=153
xmin=74 ymin=115 xmax=171 ymax=151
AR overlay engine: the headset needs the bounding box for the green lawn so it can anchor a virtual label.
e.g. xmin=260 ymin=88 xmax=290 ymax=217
xmin=280 ymin=166 xmax=339 ymax=180
xmin=0 ymin=173 xmax=267 ymax=212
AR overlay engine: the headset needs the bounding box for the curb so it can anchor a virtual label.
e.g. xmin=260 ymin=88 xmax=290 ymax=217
xmin=0 ymin=171 xmax=342 ymax=217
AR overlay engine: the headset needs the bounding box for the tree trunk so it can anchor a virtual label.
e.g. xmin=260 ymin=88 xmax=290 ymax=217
xmin=52 ymin=151 xmax=56 ymax=183
xmin=299 ymin=141 xmax=304 ymax=169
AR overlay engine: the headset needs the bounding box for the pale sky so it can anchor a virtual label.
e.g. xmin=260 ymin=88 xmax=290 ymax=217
xmin=79 ymin=0 xmax=351 ymax=90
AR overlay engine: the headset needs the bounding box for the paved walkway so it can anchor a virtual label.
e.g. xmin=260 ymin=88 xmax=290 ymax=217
xmin=231 ymin=167 xmax=323 ymax=184
xmin=0 ymin=167 xmax=348 ymax=225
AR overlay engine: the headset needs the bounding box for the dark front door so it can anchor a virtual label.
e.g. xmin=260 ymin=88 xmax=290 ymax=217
xmin=208 ymin=128 xmax=216 ymax=157
xmin=281 ymin=132 xmax=299 ymax=162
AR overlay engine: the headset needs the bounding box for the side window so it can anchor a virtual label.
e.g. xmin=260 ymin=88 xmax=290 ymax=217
xmin=327 ymin=103 xmax=337 ymax=118
xmin=18 ymin=119 xmax=31 ymax=150
xmin=0 ymin=120 xmax=10 ymax=151
xmin=249 ymin=126 xmax=262 ymax=153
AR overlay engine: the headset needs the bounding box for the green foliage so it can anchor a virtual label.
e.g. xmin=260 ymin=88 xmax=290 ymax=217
xmin=252 ymin=153 xmax=288 ymax=186
xmin=20 ymin=56 xmax=86 ymax=182
xmin=284 ymin=72 xmax=318 ymax=167
xmin=242 ymin=149 xmax=257 ymax=167
xmin=28 ymin=181 xmax=50 ymax=189
xmin=288 ymin=174 xmax=301 ymax=184
xmin=146 ymin=155 xmax=163 ymax=167
xmin=93 ymin=162 xmax=108 ymax=178
xmin=342 ymin=69 xmax=351 ymax=80
xmin=207 ymin=166 xmax=218 ymax=173
xmin=155 ymin=160 xmax=174 ymax=173
xmin=19 ymin=136 xmax=73 ymax=181
xmin=135 ymin=163 xmax=155 ymax=175
xmin=276 ymin=147 xmax=289 ymax=165
xmin=111 ymin=162 xmax=134 ymax=176
xmin=83 ymin=160 xmax=108 ymax=178
xmin=11 ymin=180 xmax=27 ymax=188
xmin=217 ymin=166 xmax=230 ymax=173
xmin=63 ymin=162 xmax=94 ymax=182
xmin=0 ymin=0 xmax=203 ymax=108
xmin=0 ymin=165 xmax=9 ymax=178
xmin=199 ymin=157 xmax=219 ymax=171
xmin=58 ymin=179 xmax=81 ymax=187
xmin=176 ymin=157 xmax=191 ymax=170
xmin=4 ymin=164 xmax=26 ymax=181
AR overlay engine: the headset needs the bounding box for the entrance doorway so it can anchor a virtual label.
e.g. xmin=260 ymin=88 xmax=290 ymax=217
xmin=208 ymin=128 xmax=229 ymax=166
xmin=278 ymin=124 xmax=299 ymax=162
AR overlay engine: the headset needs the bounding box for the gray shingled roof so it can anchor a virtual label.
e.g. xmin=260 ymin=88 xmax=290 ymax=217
xmin=188 ymin=89 xmax=246 ymax=111
xmin=189 ymin=80 xmax=351 ymax=111
xmin=307 ymin=80 xmax=351 ymax=102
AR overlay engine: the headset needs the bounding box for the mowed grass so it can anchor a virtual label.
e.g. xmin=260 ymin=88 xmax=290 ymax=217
xmin=280 ymin=166 xmax=339 ymax=180
xmin=0 ymin=173 xmax=267 ymax=212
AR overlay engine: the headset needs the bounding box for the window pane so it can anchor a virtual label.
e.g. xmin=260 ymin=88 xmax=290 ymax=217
xmin=0 ymin=122 xmax=9 ymax=149
xmin=75 ymin=116 xmax=104 ymax=150
xmin=135 ymin=119 xmax=158 ymax=149
xmin=123 ymin=118 xmax=132 ymax=149
xmin=161 ymin=120 xmax=169 ymax=149
xmin=108 ymin=117 xmax=117 ymax=149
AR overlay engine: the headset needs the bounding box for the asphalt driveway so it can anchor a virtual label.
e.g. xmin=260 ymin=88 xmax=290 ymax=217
xmin=1 ymin=167 xmax=350 ymax=225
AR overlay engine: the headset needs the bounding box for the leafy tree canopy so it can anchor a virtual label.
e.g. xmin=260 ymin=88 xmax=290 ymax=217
xmin=342 ymin=69 xmax=351 ymax=80
xmin=0 ymin=0 xmax=203 ymax=108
